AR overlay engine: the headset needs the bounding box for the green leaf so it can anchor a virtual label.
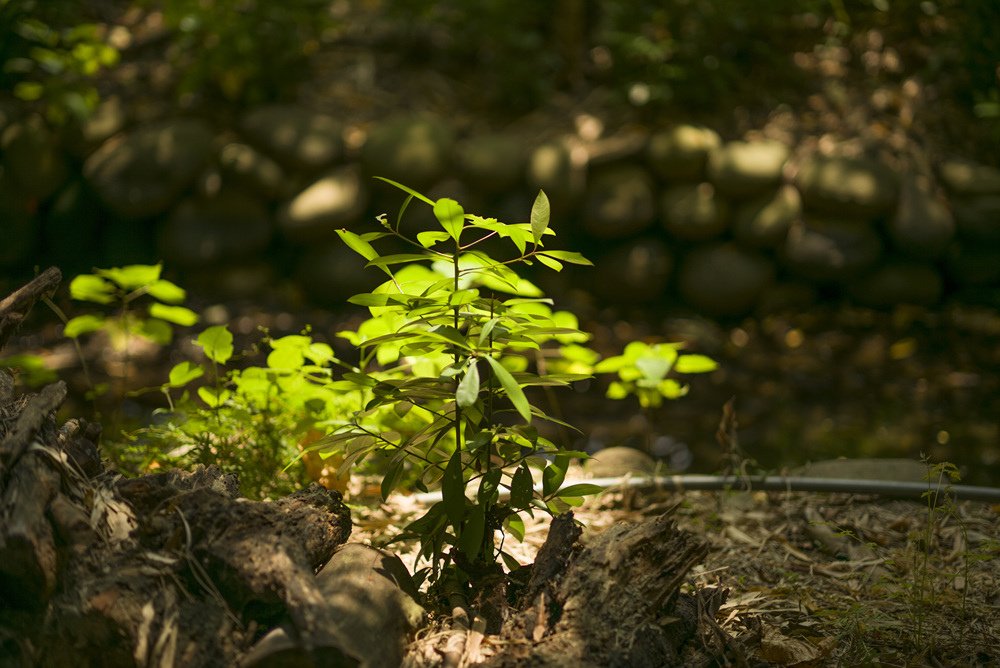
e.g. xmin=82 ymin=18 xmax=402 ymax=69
xmin=148 ymin=303 xmax=198 ymax=327
xmin=367 ymin=253 xmax=432 ymax=269
xmin=538 ymin=250 xmax=593 ymax=266
xmin=503 ymin=515 xmax=526 ymax=542
xmin=675 ymin=354 xmax=718 ymax=374
xmin=374 ymin=176 xmax=436 ymax=205
xmin=139 ymin=319 xmax=173 ymax=345
xmin=478 ymin=468 xmax=502 ymax=504
xmin=69 ymin=274 xmax=115 ymax=304
xmin=381 ymin=460 xmax=405 ymax=501
xmin=542 ymin=454 xmax=569 ymax=497
xmin=535 ymin=254 xmax=563 ymax=272
xmin=63 ymin=314 xmax=105 ymax=338
xmin=456 ymin=360 xmax=480 ymax=408
xmin=168 ymin=361 xmax=204 ymax=387
xmin=459 ymin=505 xmax=486 ymax=560
xmin=417 ymin=231 xmax=451 ymax=248
xmin=97 ymin=264 xmax=161 ymax=290
xmin=267 ymin=346 xmax=304 ymax=370
xmin=635 ymin=356 xmax=672 ymax=382
xmin=509 ymin=464 xmax=534 ymax=509
xmin=442 ymin=450 xmax=466 ymax=529
xmin=484 ymin=355 xmax=531 ymax=422
xmin=433 ymin=197 xmax=465 ymax=242
xmin=197 ymin=325 xmax=233 ymax=364
xmin=336 ymin=229 xmax=383 ymax=266
xmin=556 ymin=483 xmax=604 ymax=498
xmin=146 ymin=279 xmax=186 ymax=304
xmin=606 ymin=381 xmax=629 ymax=400
xmin=347 ymin=293 xmax=392 ymax=307
xmin=530 ymin=190 xmax=550 ymax=244
xmin=197 ymin=386 xmax=231 ymax=408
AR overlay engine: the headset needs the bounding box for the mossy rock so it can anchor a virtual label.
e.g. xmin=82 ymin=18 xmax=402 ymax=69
xmin=938 ymin=159 xmax=1000 ymax=196
xmin=218 ymin=142 xmax=290 ymax=200
xmin=950 ymin=194 xmax=1000 ymax=243
xmin=795 ymin=154 xmax=899 ymax=218
xmin=585 ymin=446 xmax=657 ymax=478
xmin=241 ymin=105 xmax=344 ymax=171
xmin=455 ymin=133 xmax=526 ymax=194
xmin=159 ymin=189 xmax=273 ymax=267
xmin=593 ymin=238 xmax=673 ymax=303
xmin=527 ymin=141 xmax=582 ymax=208
xmin=888 ymin=175 xmax=955 ymax=259
xmin=278 ymin=165 xmax=368 ymax=243
xmin=782 ymin=218 xmax=883 ymax=283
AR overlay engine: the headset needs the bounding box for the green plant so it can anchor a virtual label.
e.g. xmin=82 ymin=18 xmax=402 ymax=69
xmin=309 ymin=178 xmax=602 ymax=589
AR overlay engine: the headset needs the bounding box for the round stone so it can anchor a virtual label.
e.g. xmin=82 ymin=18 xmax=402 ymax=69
xmin=677 ymin=243 xmax=775 ymax=317
xmin=707 ymin=140 xmax=790 ymax=198
xmin=661 ymin=182 xmax=729 ymax=241
xmin=733 ymin=185 xmax=801 ymax=248
xmin=888 ymin=176 xmax=955 ymax=258
xmin=782 ymin=218 xmax=883 ymax=283
xmin=950 ymin=194 xmax=1000 ymax=243
xmin=848 ymin=263 xmax=943 ymax=307
xmin=646 ymin=125 xmax=721 ymax=181
xmin=938 ymin=159 xmax=1000 ymax=196
xmin=592 ymin=238 xmax=673 ymax=303
xmin=277 ymin=166 xmax=368 ymax=243
xmin=218 ymin=142 xmax=289 ymax=200
xmin=361 ymin=114 xmax=454 ymax=189
xmin=241 ymin=105 xmax=344 ymax=171
xmin=795 ymin=155 xmax=899 ymax=218
xmin=582 ymin=165 xmax=657 ymax=239
xmin=455 ymin=133 xmax=526 ymax=194
xmin=159 ymin=189 xmax=273 ymax=267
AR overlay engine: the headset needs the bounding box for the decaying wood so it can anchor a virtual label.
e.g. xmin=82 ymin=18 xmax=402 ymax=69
xmin=241 ymin=543 xmax=425 ymax=668
xmin=487 ymin=511 xmax=710 ymax=668
xmin=0 ymin=266 xmax=61 ymax=350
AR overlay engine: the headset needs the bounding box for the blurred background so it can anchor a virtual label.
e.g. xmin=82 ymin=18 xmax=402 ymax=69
xmin=1 ymin=0 xmax=998 ymax=485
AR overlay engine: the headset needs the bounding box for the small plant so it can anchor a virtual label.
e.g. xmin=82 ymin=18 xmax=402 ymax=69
xmin=311 ymin=178 xmax=603 ymax=589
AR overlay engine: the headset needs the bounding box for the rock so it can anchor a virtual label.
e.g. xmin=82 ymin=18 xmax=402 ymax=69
xmin=361 ymin=114 xmax=454 ymax=189
xmin=1 ymin=116 xmax=68 ymax=200
xmin=294 ymin=241 xmax=384 ymax=307
xmin=938 ymin=158 xmax=1000 ymax=196
xmin=582 ymin=165 xmax=657 ymax=239
xmin=795 ymin=155 xmax=899 ymax=217
xmin=646 ymin=125 xmax=721 ymax=181
xmin=677 ymin=243 xmax=774 ymax=317
xmin=848 ymin=263 xmax=943 ymax=307
xmin=277 ymin=165 xmax=368 ymax=243
xmin=159 ymin=190 xmax=273 ymax=267
xmin=707 ymin=140 xmax=790 ymax=198
xmin=782 ymin=218 xmax=882 ymax=283
xmin=733 ymin=185 xmax=800 ymax=248
xmin=944 ymin=244 xmax=1000 ymax=286
xmin=455 ymin=133 xmax=526 ymax=194
xmin=527 ymin=141 xmax=583 ymax=209
xmin=593 ymin=238 xmax=673 ymax=303
xmin=950 ymin=194 xmax=1000 ymax=243
xmin=888 ymin=175 xmax=955 ymax=258
xmin=83 ymin=119 xmax=215 ymax=219
xmin=661 ymin=183 xmax=729 ymax=241
xmin=65 ymin=95 xmax=126 ymax=155
xmin=218 ymin=142 xmax=289 ymax=200
xmin=241 ymin=105 xmax=344 ymax=171
xmin=43 ymin=180 xmax=104 ymax=276
xmin=585 ymin=446 xmax=657 ymax=478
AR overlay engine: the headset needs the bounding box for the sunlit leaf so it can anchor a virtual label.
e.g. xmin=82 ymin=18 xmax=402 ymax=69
xmin=197 ymin=325 xmax=233 ymax=364
xmin=542 ymin=454 xmax=569 ymax=497
xmin=556 ymin=483 xmax=604 ymax=498
xmin=146 ymin=279 xmax=186 ymax=303
xmin=675 ymin=354 xmax=718 ymax=374
xmin=434 ymin=197 xmax=465 ymax=242
xmin=97 ymin=263 xmax=161 ymax=290
xmin=529 ymin=189 xmax=550 ymax=244
xmin=374 ymin=176 xmax=436 ymax=205
xmin=538 ymin=250 xmax=592 ymax=266
xmin=69 ymin=274 xmax=115 ymax=304
xmin=456 ymin=360 xmax=480 ymax=408
xmin=336 ymin=228 xmax=380 ymax=262
xmin=417 ymin=231 xmax=451 ymax=248
xmin=381 ymin=460 xmax=405 ymax=501
xmin=168 ymin=361 xmax=204 ymax=387
xmin=484 ymin=355 xmax=531 ymax=422
xmin=63 ymin=314 xmax=105 ymax=338
xmin=509 ymin=464 xmax=534 ymax=509
xmin=149 ymin=303 xmax=198 ymax=326
xmin=197 ymin=385 xmax=231 ymax=408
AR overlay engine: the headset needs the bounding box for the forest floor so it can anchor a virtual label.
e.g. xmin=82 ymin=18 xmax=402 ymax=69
xmin=352 ymin=477 xmax=1000 ymax=667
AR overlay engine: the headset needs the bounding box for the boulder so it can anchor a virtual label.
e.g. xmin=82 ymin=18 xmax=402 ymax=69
xmin=677 ymin=243 xmax=774 ymax=317
xmin=733 ymin=185 xmax=800 ymax=248
xmin=707 ymin=140 xmax=789 ymax=198
xmin=782 ymin=218 xmax=883 ymax=283
xmin=938 ymin=158 xmax=1000 ymax=196
xmin=83 ymin=119 xmax=215 ymax=219
xmin=241 ymin=105 xmax=343 ymax=171
xmin=888 ymin=175 xmax=955 ymax=258
xmin=950 ymin=194 xmax=1000 ymax=243
xmin=593 ymin=238 xmax=673 ymax=303
xmin=755 ymin=282 xmax=819 ymax=314
xmin=159 ymin=189 xmax=273 ymax=267
xmin=218 ymin=142 xmax=289 ymax=200
xmin=795 ymin=154 xmax=899 ymax=218
xmin=848 ymin=262 xmax=943 ymax=307
xmin=1 ymin=116 xmax=68 ymax=200
xmin=455 ymin=133 xmax=526 ymax=194
xmin=661 ymin=183 xmax=729 ymax=241
xmin=65 ymin=95 xmax=127 ymax=156
xmin=277 ymin=166 xmax=368 ymax=243
xmin=646 ymin=125 xmax=721 ymax=181
xmin=582 ymin=165 xmax=657 ymax=239
xmin=361 ymin=114 xmax=454 ymax=189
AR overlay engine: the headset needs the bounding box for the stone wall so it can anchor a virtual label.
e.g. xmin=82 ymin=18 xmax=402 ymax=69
xmin=2 ymin=103 xmax=999 ymax=316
